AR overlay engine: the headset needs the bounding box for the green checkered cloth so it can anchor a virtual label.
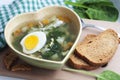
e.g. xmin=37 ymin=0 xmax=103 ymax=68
xmin=0 ymin=0 xmax=74 ymax=50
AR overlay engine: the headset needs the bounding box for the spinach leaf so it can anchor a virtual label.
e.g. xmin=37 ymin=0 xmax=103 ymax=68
xmin=63 ymin=68 xmax=120 ymax=80
xmin=86 ymin=7 xmax=118 ymax=21
xmin=64 ymin=0 xmax=119 ymax=21
xmin=76 ymin=0 xmax=112 ymax=5
xmin=65 ymin=1 xmax=88 ymax=8
xmin=74 ymin=7 xmax=89 ymax=18
xmin=97 ymin=70 xmax=120 ymax=80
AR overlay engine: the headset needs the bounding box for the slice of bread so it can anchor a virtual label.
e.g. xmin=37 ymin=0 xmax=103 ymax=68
xmin=80 ymin=34 xmax=97 ymax=45
xmin=68 ymin=34 xmax=98 ymax=70
xmin=76 ymin=29 xmax=119 ymax=66
xmin=68 ymin=53 xmax=98 ymax=70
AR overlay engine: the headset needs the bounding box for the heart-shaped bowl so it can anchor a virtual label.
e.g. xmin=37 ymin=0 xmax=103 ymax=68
xmin=4 ymin=6 xmax=82 ymax=70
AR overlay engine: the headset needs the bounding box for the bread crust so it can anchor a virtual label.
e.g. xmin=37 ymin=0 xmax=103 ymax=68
xmin=68 ymin=53 xmax=98 ymax=70
xmin=76 ymin=29 xmax=119 ymax=66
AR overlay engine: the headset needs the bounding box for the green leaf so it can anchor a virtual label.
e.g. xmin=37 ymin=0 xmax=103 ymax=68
xmin=74 ymin=7 xmax=89 ymax=18
xmin=86 ymin=7 xmax=118 ymax=21
xmin=97 ymin=70 xmax=120 ymax=80
xmin=64 ymin=0 xmax=88 ymax=8
xmin=76 ymin=0 xmax=112 ymax=5
xmin=63 ymin=68 xmax=120 ymax=80
xmin=64 ymin=0 xmax=119 ymax=21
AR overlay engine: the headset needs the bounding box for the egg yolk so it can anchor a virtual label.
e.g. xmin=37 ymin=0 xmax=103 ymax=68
xmin=24 ymin=35 xmax=39 ymax=50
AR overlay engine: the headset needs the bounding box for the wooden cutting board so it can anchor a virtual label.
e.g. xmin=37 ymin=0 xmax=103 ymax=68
xmin=0 ymin=19 xmax=120 ymax=80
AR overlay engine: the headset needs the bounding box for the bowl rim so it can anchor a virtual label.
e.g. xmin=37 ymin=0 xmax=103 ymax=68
xmin=4 ymin=5 xmax=82 ymax=64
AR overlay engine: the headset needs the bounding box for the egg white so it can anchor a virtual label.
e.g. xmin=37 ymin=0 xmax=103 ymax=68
xmin=20 ymin=31 xmax=46 ymax=54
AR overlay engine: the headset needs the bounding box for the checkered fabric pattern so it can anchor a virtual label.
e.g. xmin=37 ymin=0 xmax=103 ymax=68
xmin=0 ymin=0 xmax=74 ymax=50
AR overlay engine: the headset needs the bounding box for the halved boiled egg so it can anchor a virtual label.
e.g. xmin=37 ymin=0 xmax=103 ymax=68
xmin=20 ymin=31 xmax=46 ymax=54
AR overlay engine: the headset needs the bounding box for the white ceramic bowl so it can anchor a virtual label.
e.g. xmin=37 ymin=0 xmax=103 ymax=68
xmin=4 ymin=6 xmax=82 ymax=70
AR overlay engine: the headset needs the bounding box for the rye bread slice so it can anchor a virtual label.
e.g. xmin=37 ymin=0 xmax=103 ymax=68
xmin=68 ymin=34 xmax=98 ymax=70
xmin=68 ymin=53 xmax=98 ymax=70
xmin=76 ymin=29 xmax=119 ymax=66
xmin=80 ymin=34 xmax=97 ymax=44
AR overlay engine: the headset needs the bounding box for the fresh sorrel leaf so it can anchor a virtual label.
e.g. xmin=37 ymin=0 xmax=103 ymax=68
xmin=74 ymin=7 xmax=89 ymax=18
xmin=76 ymin=0 xmax=112 ymax=5
xmin=63 ymin=67 xmax=120 ymax=80
xmin=64 ymin=0 xmax=119 ymax=21
xmin=86 ymin=7 xmax=118 ymax=21
xmin=97 ymin=70 xmax=120 ymax=80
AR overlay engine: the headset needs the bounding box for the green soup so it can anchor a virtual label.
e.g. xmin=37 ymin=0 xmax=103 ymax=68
xmin=12 ymin=16 xmax=76 ymax=61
